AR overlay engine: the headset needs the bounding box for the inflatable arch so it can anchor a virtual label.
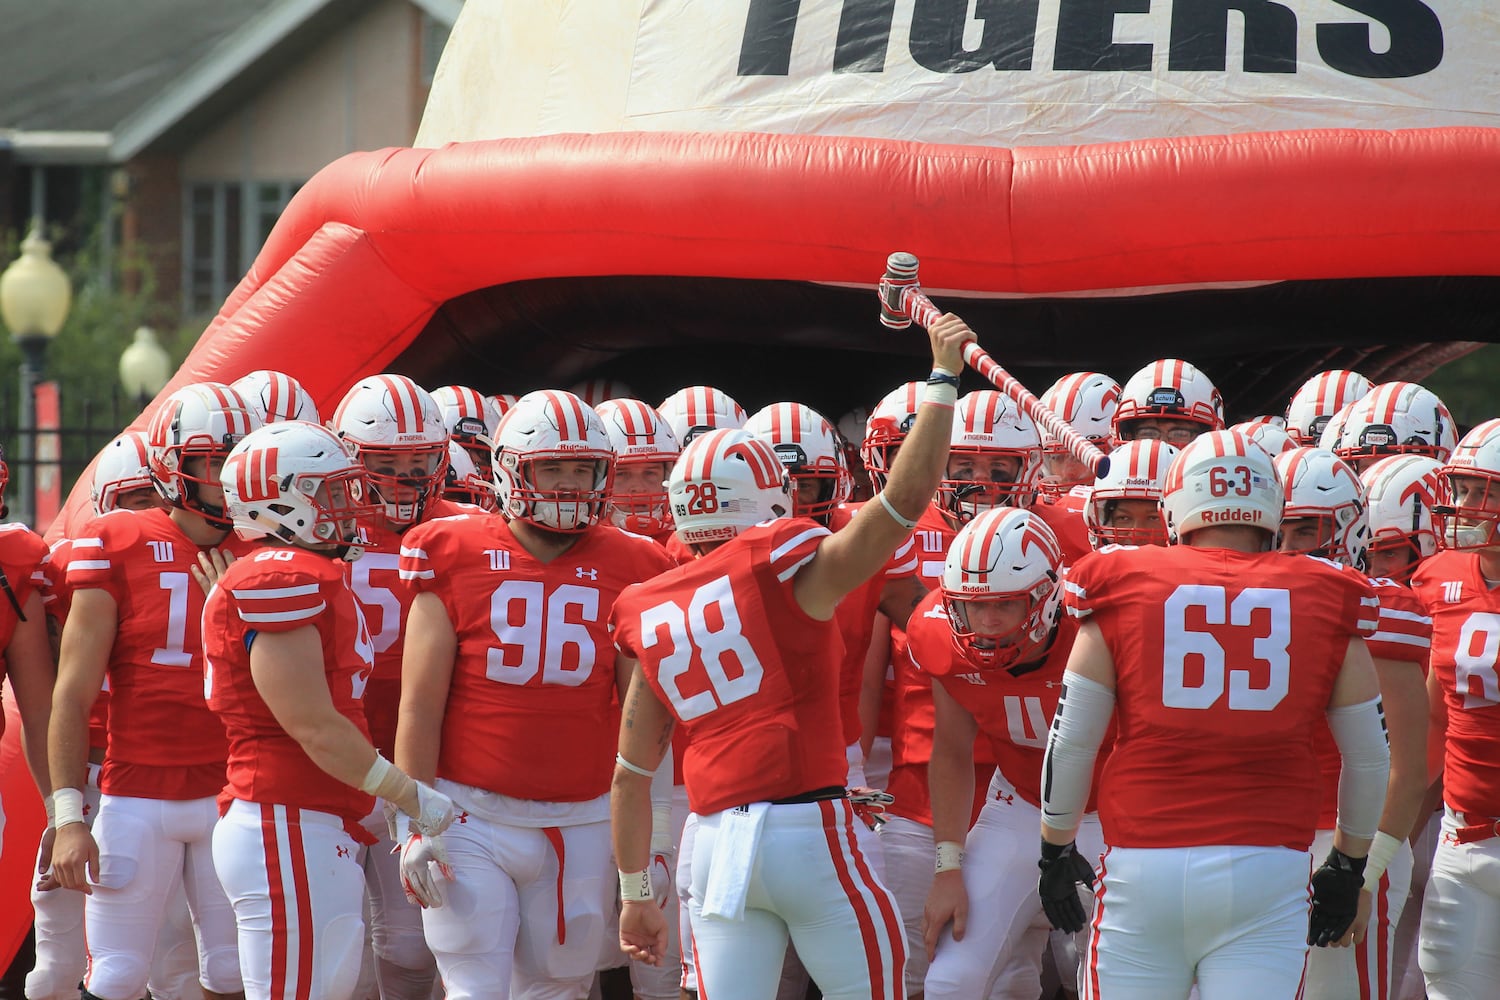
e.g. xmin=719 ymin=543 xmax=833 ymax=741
xmin=9 ymin=0 xmax=1500 ymax=968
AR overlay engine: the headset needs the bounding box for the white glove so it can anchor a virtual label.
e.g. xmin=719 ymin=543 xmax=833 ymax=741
xmin=398 ymin=833 xmax=454 ymax=908
xmin=412 ymin=782 xmax=455 ymax=836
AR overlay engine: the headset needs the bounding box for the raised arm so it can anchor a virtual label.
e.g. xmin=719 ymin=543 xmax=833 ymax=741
xmin=794 ymin=314 xmax=972 ymax=618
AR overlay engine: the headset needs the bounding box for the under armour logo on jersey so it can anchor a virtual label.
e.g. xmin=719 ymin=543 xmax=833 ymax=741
xmin=148 ymin=540 xmax=174 ymax=563
xmin=575 ymin=567 xmax=598 ymax=580
xmin=456 ymin=811 xmax=469 ymax=824
xmin=485 ymin=549 xmax=510 ymax=571
xmin=336 ymin=845 xmax=350 ymax=858
xmin=994 ymin=790 xmax=1015 ymax=806
xmin=1443 ymin=581 xmax=1464 ymax=603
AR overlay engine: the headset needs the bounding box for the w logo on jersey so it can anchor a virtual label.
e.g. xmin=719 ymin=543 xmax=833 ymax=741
xmin=1443 ymin=580 xmax=1464 ymax=604
xmin=228 ymin=448 xmax=281 ymax=503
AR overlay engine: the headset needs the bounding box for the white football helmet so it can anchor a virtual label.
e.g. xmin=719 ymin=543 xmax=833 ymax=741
xmin=490 ymin=393 xmax=520 ymax=420
xmin=430 ymin=384 xmax=503 ymax=475
xmin=596 ymin=397 xmax=680 ymax=535
xmin=147 ymin=382 xmax=261 ymax=529
xmin=331 ymin=375 xmax=450 ymax=529
xmin=443 ymin=440 xmax=498 ymax=511
xmin=1360 ymin=454 xmax=1442 ymax=581
xmin=1113 ymin=359 xmax=1225 ymax=441
xmin=1160 ymin=430 xmax=1283 ymax=545
xmin=570 ymin=379 xmax=636 ymax=407
xmin=1435 ymin=418 xmax=1500 ymax=551
xmin=1229 ymin=419 xmax=1296 ymax=456
xmin=493 ymin=390 xmax=614 ymax=532
xmin=658 ymin=386 xmax=748 ymax=446
xmin=1285 ymin=369 xmax=1372 ymax=445
xmin=1272 ymin=447 xmax=1370 ymax=570
xmin=939 ymin=391 xmax=1042 ymax=525
xmin=92 ymin=431 xmax=156 ymax=516
xmin=1084 ymin=440 xmax=1179 ymax=549
xmin=1329 ymin=381 xmax=1457 ymax=467
xmin=1039 ymin=372 xmax=1120 ymax=494
xmin=668 ymin=428 xmax=791 ymax=546
xmin=861 ymin=382 xmax=922 ymax=492
xmin=231 ymin=370 xmax=320 ymax=425
xmin=222 ymin=421 xmax=375 ymax=560
xmin=745 ymin=402 xmax=852 ymax=524
xmin=941 ymin=508 xmax=1064 ymax=670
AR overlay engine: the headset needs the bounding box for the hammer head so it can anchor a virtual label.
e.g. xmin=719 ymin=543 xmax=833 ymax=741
xmin=878 ymin=252 xmax=920 ymax=329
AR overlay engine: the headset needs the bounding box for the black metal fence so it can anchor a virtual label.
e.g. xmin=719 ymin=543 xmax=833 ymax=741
xmin=0 ymin=381 xmax=138 ymax=529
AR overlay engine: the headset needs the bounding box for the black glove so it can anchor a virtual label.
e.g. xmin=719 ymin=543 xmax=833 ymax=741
xmin=1308 ymin=847 xmax=1366 ymax=947
xmin=1037 ymin=839 xmax=1096 ymax=933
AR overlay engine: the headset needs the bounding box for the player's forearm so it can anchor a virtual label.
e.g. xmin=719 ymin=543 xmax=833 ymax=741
xmin=611 ymin=767 xmax=654 ymax=875
xmin=928 ymin=741 xmax=975 ymax=845
xmin=294 ymin=715 xmax=384 ymax=793
xmin=46 ymin=699 xmax=92 ymax=794
xmin=1328 ymin=695 xmax=1391 ymax=845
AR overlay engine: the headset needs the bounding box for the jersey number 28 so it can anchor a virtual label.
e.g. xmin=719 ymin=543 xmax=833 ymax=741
xmin=639 ymin=574 xmax=765 ymax=721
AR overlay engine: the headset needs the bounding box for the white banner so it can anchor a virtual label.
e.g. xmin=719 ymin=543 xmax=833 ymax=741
xmin=420 ymin=1 xmax=1496 ymax=147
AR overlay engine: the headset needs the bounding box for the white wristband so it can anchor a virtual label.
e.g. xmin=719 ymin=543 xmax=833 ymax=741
xmin=923 ymin=381 xmax=958 ymax=407
xmin=1363 ymin=830 xmax=1402 ymax=892
xmin=876 ymin=491 xmax=919 ymax=531
xmin=53 ymin=787 xmax=86 ymax=829
xmin=619 ymin=869 xmax=654 ymax=902
xmin=935 ymin=840 xmax=965 ymax=873
xmin=359 ymin=753 xmax=396 ymax=795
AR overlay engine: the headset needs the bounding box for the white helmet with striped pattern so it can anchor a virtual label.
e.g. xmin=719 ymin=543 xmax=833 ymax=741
xmin=667 ymin=428 xmax=791 ymax=547
xmin=1284 ymin=369 xmax=1372 ymax=445
xmin=1435 ymin=418 xmax=1500 ymax=551
xmin=494 ymin=390 xmax=614 ymax=532
xmin=939 ymin=390 xmax=1042 ymax=525
xmin=1113 ymin=359 xmax=1225 ymax=441
xmin=231 ymin=370 xmax=320 ymax=425
xmin=1328 ymin=381 xmax=1457 ymax=468
xmin=1272 ymin=447 xmax=1369 ymax=570
xmin=940 ymin=507 xmax=1063 ymax=670
xmin=1084 ymin=439 xmax=1179 ymax=549
xmin=596 ymin=398 xmax=680 ymax=534
xmin=147 ymin=382 xmax=261 ymax=528
xmin=92 ymin=431 xmax=158 ymax=516
xmin=1160 ymin=429 xmax=1283 ymax=546
xmin=744 ymin=401 xmax=852 ymax=524
xmin=332 ymin=375 xmax=449 ymax=529
xmin=1360 ymin=454 xmax=1442 ymax=580
xmin=658 ymin=386 xmax=748 ymax=447
xmin=1039 ymin=372 xmax=1120 ymax=493
xmin=430 ymin=384 xmax=504 ymax=475
xmin=861 ymin=382 xmax=922 ymax=492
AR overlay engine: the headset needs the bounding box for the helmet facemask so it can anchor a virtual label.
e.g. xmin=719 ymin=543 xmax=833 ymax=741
xmin=608 ymin=457 xmax=673 ymax=534
xmin=1435 ymin=472 xmax=1500 ymax=552
xmin=497 ymin=449 xmax=613 ymax=532
xmin=354 ymin=442 xmax=448 ymax=529
xmin=938 ymin=448 xmax=1033 ymax=526
xmin=942 ymin=587 xmax=1055 ymax=671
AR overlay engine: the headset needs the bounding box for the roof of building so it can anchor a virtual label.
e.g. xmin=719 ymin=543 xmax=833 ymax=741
xmin=0 ymin=0 xmax=461 ymax=162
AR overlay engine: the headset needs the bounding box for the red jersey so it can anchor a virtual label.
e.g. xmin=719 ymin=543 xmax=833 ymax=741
xmin=0 ymin=523 xmax=48 ymax=742
xmin=1314 ymin=575 xmax=1430 ymax=829
xmin=37 ymin=537 xmax=111 ymax=752
xmin=1066 ymin=545 xmax=1378 ymax=851
xmin=1031 ymin=488 xmax=1092 ymax=567
xmin=66 ymin=508 xmax=253 ymax=799
xmin=1412 ymin=550 xmax=1500 ymax=820
xmin=611 ymin=518 xmax=848 ymax=815
xmin=400 ymin=515 xmax=674 ymax=801
xmin=345 ymin=498 xmax=471 ymax=756
xmin=831 ymin=502 xmax=920 ymax=747
xmin=908 ymin=589 xmax=1102 ymax=810
xmin=204 ymin=546 xmax=376 ymax=824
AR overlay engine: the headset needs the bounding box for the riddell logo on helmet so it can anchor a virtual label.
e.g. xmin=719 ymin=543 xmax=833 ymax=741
xmin=1201 ymin=509 xmax=1262 ymax=524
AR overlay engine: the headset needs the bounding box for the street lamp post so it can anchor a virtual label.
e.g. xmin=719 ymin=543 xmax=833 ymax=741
xmin=0 ymin=220 xmax=72 ymax=527
xmin=119 ymin=325 xmax=172 ymax=411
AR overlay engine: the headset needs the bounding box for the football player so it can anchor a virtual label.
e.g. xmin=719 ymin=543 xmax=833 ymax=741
xmin=1111 ymin=359 xmax=1225 ymax=446
xmin=48 ymin=382 xmax=259 ymax=1000
xmin=1326 ymin=382 xmax=1457 ymax=473
xmin=608 ymin=313 xmax=974 ymax=1000
xmin=1039 ymin=430 xmax=1390 ymax=999
xmin=204 ymin=420 xmax=455 ymax=1000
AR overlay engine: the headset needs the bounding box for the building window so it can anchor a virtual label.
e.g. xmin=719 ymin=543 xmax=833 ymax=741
xmin=183 ymin=180 xmax=301 ymax=315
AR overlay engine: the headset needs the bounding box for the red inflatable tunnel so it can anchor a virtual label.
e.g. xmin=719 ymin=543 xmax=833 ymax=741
xmin=5 ymin=125 xmax=1500 ymax=969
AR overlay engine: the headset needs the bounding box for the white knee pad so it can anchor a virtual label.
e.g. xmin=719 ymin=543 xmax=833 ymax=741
xmin=199 ymin=940 xmax=244 ymax=994
xmin=86 ymin=953 xmax=152 ymax=1000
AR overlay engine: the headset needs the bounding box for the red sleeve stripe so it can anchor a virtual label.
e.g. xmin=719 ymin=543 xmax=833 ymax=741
xmin=231 ymin=583 xmax=322 ymax=601
xmin=398 ymin=567 xmax=434 ymax=581
xmin=72 ymin=537 xmax=103 ymax=549
xmin=239 ymin=603 xmax=325 ymax=623
xmin=1368 ymin=630 xmax=1431 ymax=650
xmin=770 ymin=525 xmax=830 ymax=581
xmin=1063 ymin=579 xmax=1093 ymax=618
xmin=399 ymin=546 xmax=429 ymax=559
xmin=69 ymin=559 xmax=111 ymax=572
